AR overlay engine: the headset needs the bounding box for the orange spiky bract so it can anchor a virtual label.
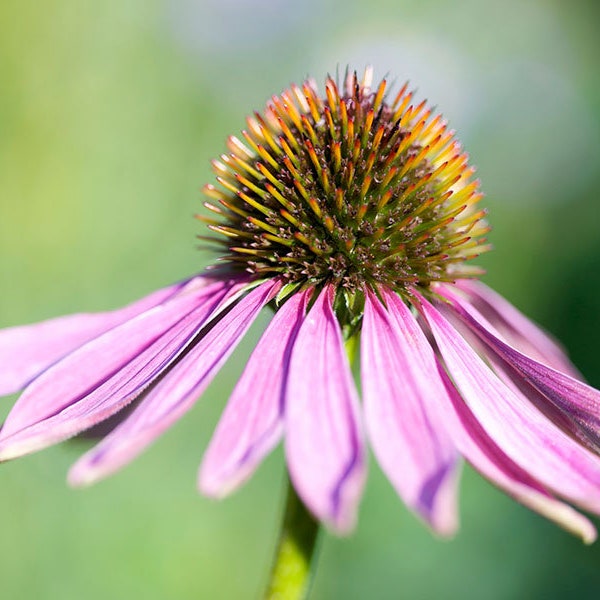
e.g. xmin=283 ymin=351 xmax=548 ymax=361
xmin=200 ymin=67 xmax=490 ymax=299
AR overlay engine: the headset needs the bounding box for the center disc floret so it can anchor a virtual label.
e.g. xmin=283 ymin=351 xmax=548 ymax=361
xmin=201 ymin=68 xmax=490 ymax=294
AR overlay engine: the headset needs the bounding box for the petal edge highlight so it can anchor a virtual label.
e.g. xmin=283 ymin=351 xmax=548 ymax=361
xmin=199 ymin=289 xmax=310 ymax=497
xmin=68 ymin=279 xmax=280 ymax=486
xmin=0 ymin=278 xmax=232 ymax=459
xmin=0 ymin=280 xmax=188 ymax=396
xmin=417 ymin=293 xmax=600 ymax=515
xmin=439 ymin=285 xmax=600 ymax=455
xmin=285 ymin=285 xmax=366 ymax=534
xmin=362 ymin=288 xmax=459 ymax=535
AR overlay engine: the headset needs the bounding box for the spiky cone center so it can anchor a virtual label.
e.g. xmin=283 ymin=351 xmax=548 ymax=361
xmin=201 ymin=68 xmax=490 ymax=304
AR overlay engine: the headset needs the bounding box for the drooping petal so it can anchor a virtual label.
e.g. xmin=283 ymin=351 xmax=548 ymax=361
xmin=284 ymin=285 xmax=366 ymax=534
xmin=361 ymin=287 xmax=459 ymax=535
xmin=68 ymin=278 xmax=281 ymax=486
xmin=0 ymin=293 xmax=235 ymax=458
xmin=199 ymin=288 xmax=310 ymax=497
xmin=452 ymin=279 xmax=581 ymax=377
xmin=417 ymin=293 xmax=600 ymax=515
xmin=391 ymin=291 xmax=596 ymax=542
xmin=0 ymin=280 xmax=190 ymax=396
xmin=364 ymin=289 xmax=595 ymax=542
xmin=0 ymin=278 xmax=234 ymax=458
xmin=438 ymin=286 xmax=600 ymax=454
xmin=435 ymin=362 xmax=596 ymax=543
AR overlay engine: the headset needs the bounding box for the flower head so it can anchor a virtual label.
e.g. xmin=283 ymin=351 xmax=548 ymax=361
xmin=202 ymin=66 xmax=489 ymax=296
xmin=2 ymin=68 xmax=600 ymax=542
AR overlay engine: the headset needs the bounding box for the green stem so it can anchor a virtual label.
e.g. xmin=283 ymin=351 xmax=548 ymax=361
xmin=263 ymin=477 xmax=320 ymax=600
xmin=262 ymin=329 xmax=359 ymax=599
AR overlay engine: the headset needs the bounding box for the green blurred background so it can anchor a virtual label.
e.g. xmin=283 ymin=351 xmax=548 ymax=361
xmin=1 ymin=1 xmax=599 ymax=598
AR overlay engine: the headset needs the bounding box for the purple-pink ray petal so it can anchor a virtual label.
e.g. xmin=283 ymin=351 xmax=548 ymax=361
xmin=0 ymin=290 xmax=236 ymax=458
xmin=199 ymin=288 xmax=311 ymax=498
xmin=0 ymin=280 xmax=190 ymax=396
xmin=417 ymin=293 xmax=600 ymax=515
xmin=451 ymin=280 xmax=581 ymax=377
xmin=0 ymin=278 xmax=234 ymax=458
xmin=68 ymin=278 xmax=281 ymax=486
xmin=396 ymin=289 xmax=595 ymax=541
xmin=361 ymin=287 xmax=459 ymax=535
xmin=434 ymin=361 xmax=596 ymax=543
xmin=284 ymin=285 xmax=366 ymax=534
xmin=438 ymin=286 xmax=600 ymax=454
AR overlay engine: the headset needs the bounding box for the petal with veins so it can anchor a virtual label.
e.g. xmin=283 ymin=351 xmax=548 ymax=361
xmin=452 ymin=280 xmax=580 ymax=378
xmin=199 ymin=288 xmax=310 ymax=497
xmin=439 ymin=285 xmax=600 ymax=455
xmin=68 ymin=279 xmax=280 ymax=486
xmin=417 ymin=293 xmax=600 ymax=515
xmin=0 ymin=279 xmax=193 ymax=396
xmin=0 ymin=282 xmax=236 ymax=459
xmin=285 ymin=285 xmax=366 ymax=534
xmin=436 ymin=363 xmax=596 ymax=544
xmin=361 ymin=287 xmax=459 ymax=535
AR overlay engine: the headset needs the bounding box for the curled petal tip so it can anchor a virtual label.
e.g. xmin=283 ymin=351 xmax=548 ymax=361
xmin=527 ymin=494 xmax=597 ymax=545
xmin=67 ymin=468 xmax=95 ymax=489
xmin=328 ymin=514 xmax=358 ymax=537
xmin=583 ymin=529 xmax=597 ymax=545
xmin=197 ymin=471 xmax=235 ymax=500
xmin=0 ymin=437 xmax=41 ymax=462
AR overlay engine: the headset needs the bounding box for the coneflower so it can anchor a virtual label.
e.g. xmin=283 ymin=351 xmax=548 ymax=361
xmin=1 ymin=67 xmax=599 ymax=599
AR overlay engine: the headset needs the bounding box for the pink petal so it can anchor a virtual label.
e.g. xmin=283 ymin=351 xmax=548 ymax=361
xmin=361 ymin=288 xmax=596 ymax=542
xmin=417 ymin=293 xmax=600 ymax=515
xmin=284 ymin=285 xmax=366 ymax=533
xmin=0 ymin=278 xmax=233 ymax=458
xmin=0 ymin=288 xmax=235 ymax=458
xmin=68 ymin=279 xmax=281 ymax=486
xmin=438 ymin=286 xmax=600 ymax=455
xmin=199 ymin=288 xmax=311 ymax=497
xmin=435 ymin=363 xmax=596 ymax=543
xmin=452 ymin=279 xmax=581 ymax=377
xmin=0 ymin=280 xmax=189 ymax=396
xmin=385 ymin=289 xmax=595 ymax=542
xmin=361 ymin=287 xmax=459 ymax=535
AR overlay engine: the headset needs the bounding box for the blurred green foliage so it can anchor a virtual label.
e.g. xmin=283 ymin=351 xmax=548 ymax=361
xmin=1 ymin=1 xmax=599 ymax=598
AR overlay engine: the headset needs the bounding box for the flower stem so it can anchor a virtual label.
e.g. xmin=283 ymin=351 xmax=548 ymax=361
xmin=263 ymin=477 xmax=320 ymax=600
xmin=262 ymin=330 xmax=358 ymax=599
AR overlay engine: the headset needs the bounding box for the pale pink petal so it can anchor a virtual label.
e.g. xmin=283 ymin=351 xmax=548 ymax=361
xmin=199 ymin=288 xmax=311 ymax=497
xmin=392 ymin=289 xmax=595 ymax=541
xmin=0 ymin=280 xmax=189 ymax=396
xmin=361 ymin=288 xmax=459 ymax=535
xmin=0 ymin=285 xmax=235 ymax=458
xmin=452 ymin=279 xmax=580 ymax=377
xmin=68 ymin=279 xmax=281 ymax=486
xmin=284 ymin=285 xmax=366 ymax=534
xmin=0 ymin=278 xmax=233 ymax=457
xmin=417 ymin=293 xmax=600 ymax=515
xmin=365 ymin=288 xmax=594 ymax=542
xmin=438 ymin=287 xmax=600 ymax=455
xmin=435 ymin=363 xmax=596 ymax=543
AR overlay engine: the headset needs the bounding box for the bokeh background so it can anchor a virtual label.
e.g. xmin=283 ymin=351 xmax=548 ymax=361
xmin=1 ymin=1 xmax=599 ymax=598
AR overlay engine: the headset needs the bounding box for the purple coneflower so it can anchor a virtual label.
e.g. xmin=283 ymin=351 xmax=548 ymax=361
xmin=1 ymin=67 xmax=600 ymax=552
